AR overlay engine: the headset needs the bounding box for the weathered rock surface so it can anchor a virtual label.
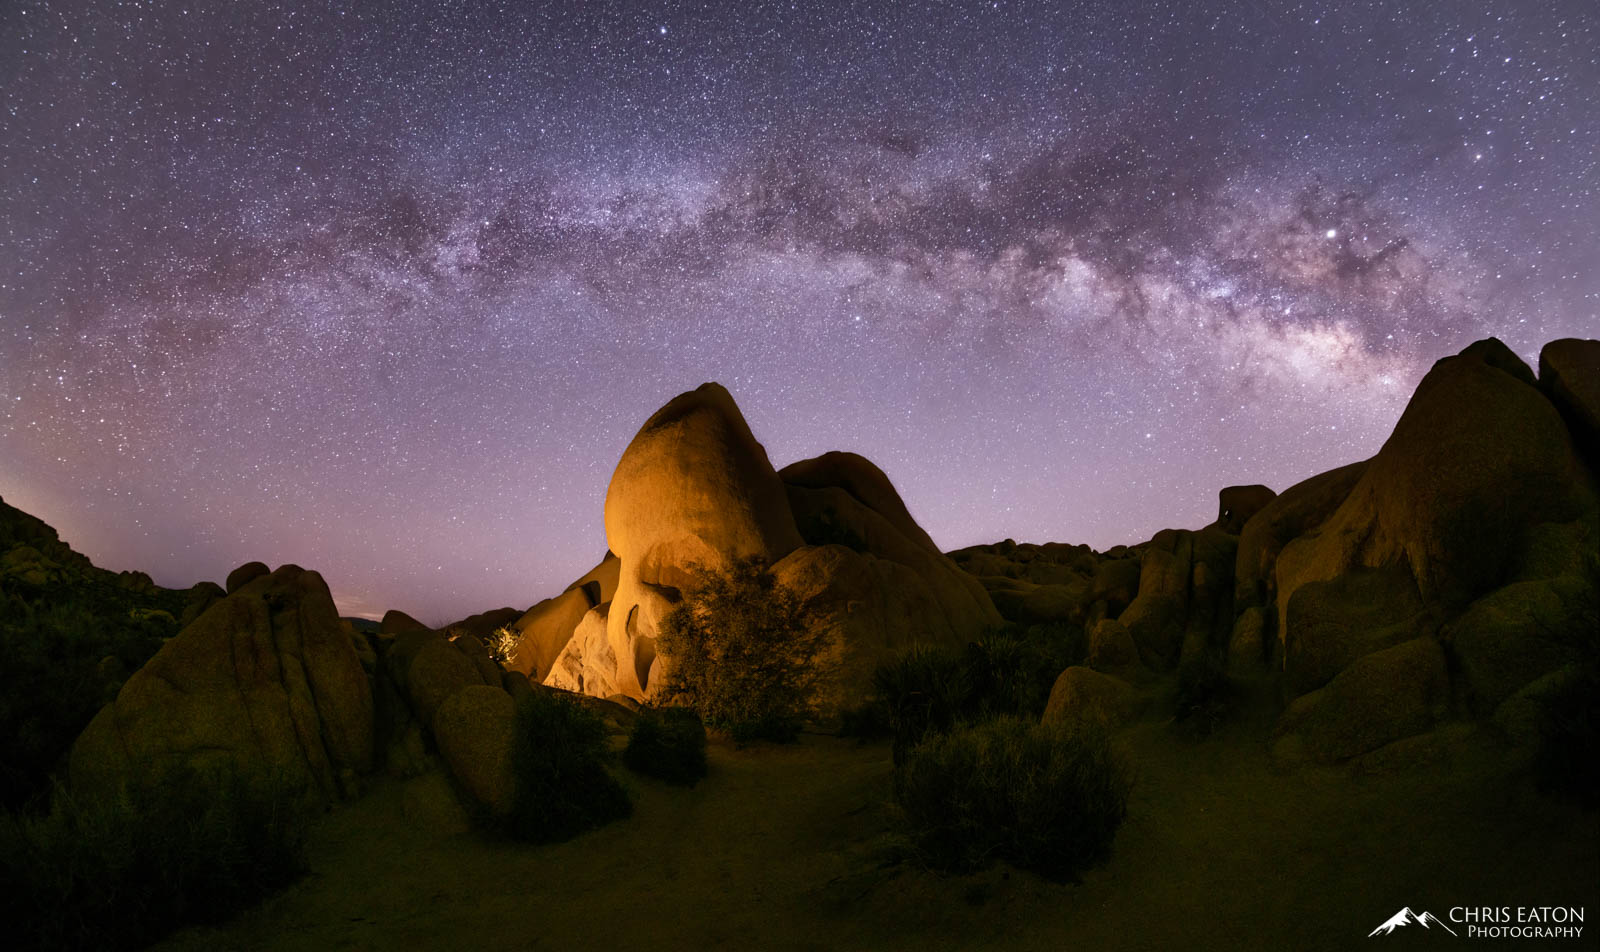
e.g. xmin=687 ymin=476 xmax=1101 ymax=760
xmin=1443 ymin=575 xmax=1597 ymax=714
xmin=432 ymin=685 xmax=516 ymax=816
xmin=381 ymin=609 xmax=430 ymax=635
xmin=601 ymin=383 xmax=804 ymax=697
xmin=1539 ymin=337 xmax=1600 ymax=461
xmin=781 ymin=451 xmax=940 ymax=553
xmin=1120 ymin=526 xmax=1236 ymax=670
xmin=1273 ymin=637 xmax=1449 ymax=765
xmin=1215 ymin=484 xmax=1277 ymax=534
xmin=71 ymin=564 xmax=374 ymax=800
xmin=1274 ymin=339 xmax=1594 ymax=618
xmin=535 ymin=385 xmax=998 ymax=706
xmin=225 ymin=560 xmax=270 ymax=594
xmin=1042 ymin=666 xmax=1139 ymax=729
xmin=391 ymin=630 xmax=499 ymax=725
xmin=1280 ymin=564 xmax=1434 ymax=697
xmin=544 ymin=603 xmax=620 ymax=698
xmin=1087 ymin=618 xmax=1139 ymax=672
xmin=1231 ymin=460 xmax=1370 ymax=638
xmin=507 ymin=554 xmax=619 ymax=681
xmin=509 ymin=587 xmax=595 ymax=680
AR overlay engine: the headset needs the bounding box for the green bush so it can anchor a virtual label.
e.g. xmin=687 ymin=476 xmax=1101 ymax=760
xmin=894 ymin=717 xmax=1131 ymax=880
xmin=503 ymin=690 xmax=632 ymax=842
xmin=655 ymin=557 xmax=830 ymax=743
xmin=0 ymin=764 xmax=311 ymax=952
xmin=624 ymin=707 xmax=708 ymax=785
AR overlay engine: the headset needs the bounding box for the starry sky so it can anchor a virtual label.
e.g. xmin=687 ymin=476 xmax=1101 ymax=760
xmin=1 ymin=1 xmax=1595 ymax=621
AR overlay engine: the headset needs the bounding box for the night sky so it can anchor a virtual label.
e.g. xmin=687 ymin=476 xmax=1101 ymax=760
xmin=1 ymin=1 xmax=1595 ymax=621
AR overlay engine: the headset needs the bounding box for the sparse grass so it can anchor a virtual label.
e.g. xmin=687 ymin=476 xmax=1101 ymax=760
xmin=0 ymin=764 xmax=311 ymax=952
xmin=894 ymin=717 xmax=1131 ymax=881
xmin=624 ymin=707 xmax=708 ymax=786
xmin=655 ymin=557 xmax=830 ymax=743
xmin=502 ymin=689 xmax=632 ymax=842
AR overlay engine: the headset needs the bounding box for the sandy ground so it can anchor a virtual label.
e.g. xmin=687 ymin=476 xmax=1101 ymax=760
xmin=159 ymin=695 xmax=1597 ymax=952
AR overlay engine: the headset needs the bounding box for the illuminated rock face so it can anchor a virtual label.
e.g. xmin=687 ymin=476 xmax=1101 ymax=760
xmin=71 ymin=564 xmax=374 ymax=801
xmin=539 ymin=382 xmax=1000 ymax=705
xmin=602 ymin=383 xmax=805 ymax=698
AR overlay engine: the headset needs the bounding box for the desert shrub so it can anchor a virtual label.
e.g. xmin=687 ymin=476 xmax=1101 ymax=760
xmin=487 ymin=625 xmax=519 ymax=666
xmin=0 ymin=598 xmax=170 ymax=810
xmin=655 ymin=557 xmax=830 ymax=743
xmin=967 ymin=622 xmax=1084 ymax=719
xmin=894 ymin=717 xmax=1131 ymax=880
xmin=1173 ymin=650 xmax=1233 ymax=737
xmin=871 ymin=644 xmax=975 ymax=763
xmin=0 ymin=764 xmax=311 ymax=952
xmin=868 ymin=623 xmax=1086 ymax=760
xmin=624 ymin=707 xmax=708 ymax=785
xmin=503 ymin=689 xmax=631 ymax=842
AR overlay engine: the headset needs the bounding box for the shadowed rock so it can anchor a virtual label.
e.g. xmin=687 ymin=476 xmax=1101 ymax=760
xmin=224 ymin=560 xmax=269 ymax=593
xmin=71 ymin=564 xmax=374 ymax=801
xmin=381 ymin=609 xmax=430 ymax=635
xmin=1215 ymin=484 xmax=1276 ymax=534
xmin=1273 ymin=637 xmax=1449 ymax=765
xmin=1043 ymin=666 xmax=1139 ymax=729
xmin=1539 ymin=337 xmax=1600 ymax=463
xmin=1274 ymin=339 xmax=1594 ymax=617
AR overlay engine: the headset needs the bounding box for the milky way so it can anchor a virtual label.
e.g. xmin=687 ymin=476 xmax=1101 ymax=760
xmin=1 ymin=1 xmax=1595 ymax=620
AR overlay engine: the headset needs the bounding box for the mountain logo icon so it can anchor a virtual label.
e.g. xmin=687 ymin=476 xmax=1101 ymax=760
xmin=1369 ymin=907 xmax=1458 ymax=937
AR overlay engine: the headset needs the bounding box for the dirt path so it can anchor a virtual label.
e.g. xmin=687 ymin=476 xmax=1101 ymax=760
xmin=159 ymin=710 xmax=1597 ymax=952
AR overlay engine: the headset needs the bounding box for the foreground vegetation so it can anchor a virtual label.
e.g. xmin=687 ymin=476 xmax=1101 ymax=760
xmin=500 ymin=690 xmax=633 ymax=842
xmin=655 ymin=557 xmax=830 ymax=742
xmin=896 ymin=717 xmax=1131 ymax=879
xmin=0 ymin=586 xmax=184 ymax=811
xmin=0 ymin=765 xmax=311 ymax=952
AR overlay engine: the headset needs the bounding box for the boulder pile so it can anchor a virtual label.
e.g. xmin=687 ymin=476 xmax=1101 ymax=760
xmin=956 ymin=338 xmax=1599 ymax=766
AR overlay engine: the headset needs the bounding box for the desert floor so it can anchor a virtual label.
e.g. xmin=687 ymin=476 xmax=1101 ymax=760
xmin=159 ymin=689 xmax=1598 ymax=952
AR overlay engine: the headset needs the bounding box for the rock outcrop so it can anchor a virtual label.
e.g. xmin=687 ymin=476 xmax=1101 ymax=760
xmin=952 ymin=337 xmax=1600 ymax=767
xmin=71 ymin=564 xmax=375 ymax=801
xmin=506 ymin=555 xmax=619 ymax=681
xmin=1042 ymin=666 xmax=1139 ymax=729
xmin=1539 ymin=337 xmax=1600 ymax=464
xmin=524 ymin=383 xmax=999 ymax=707
xmin=225 ymin=560 xmax=270 ymax=593
xmin=602 ymin=383 xmax=804 ymax=697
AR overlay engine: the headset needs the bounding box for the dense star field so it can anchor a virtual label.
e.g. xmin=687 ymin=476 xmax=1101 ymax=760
xmin=1 ymin=1 xmax=1595 ymax=619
